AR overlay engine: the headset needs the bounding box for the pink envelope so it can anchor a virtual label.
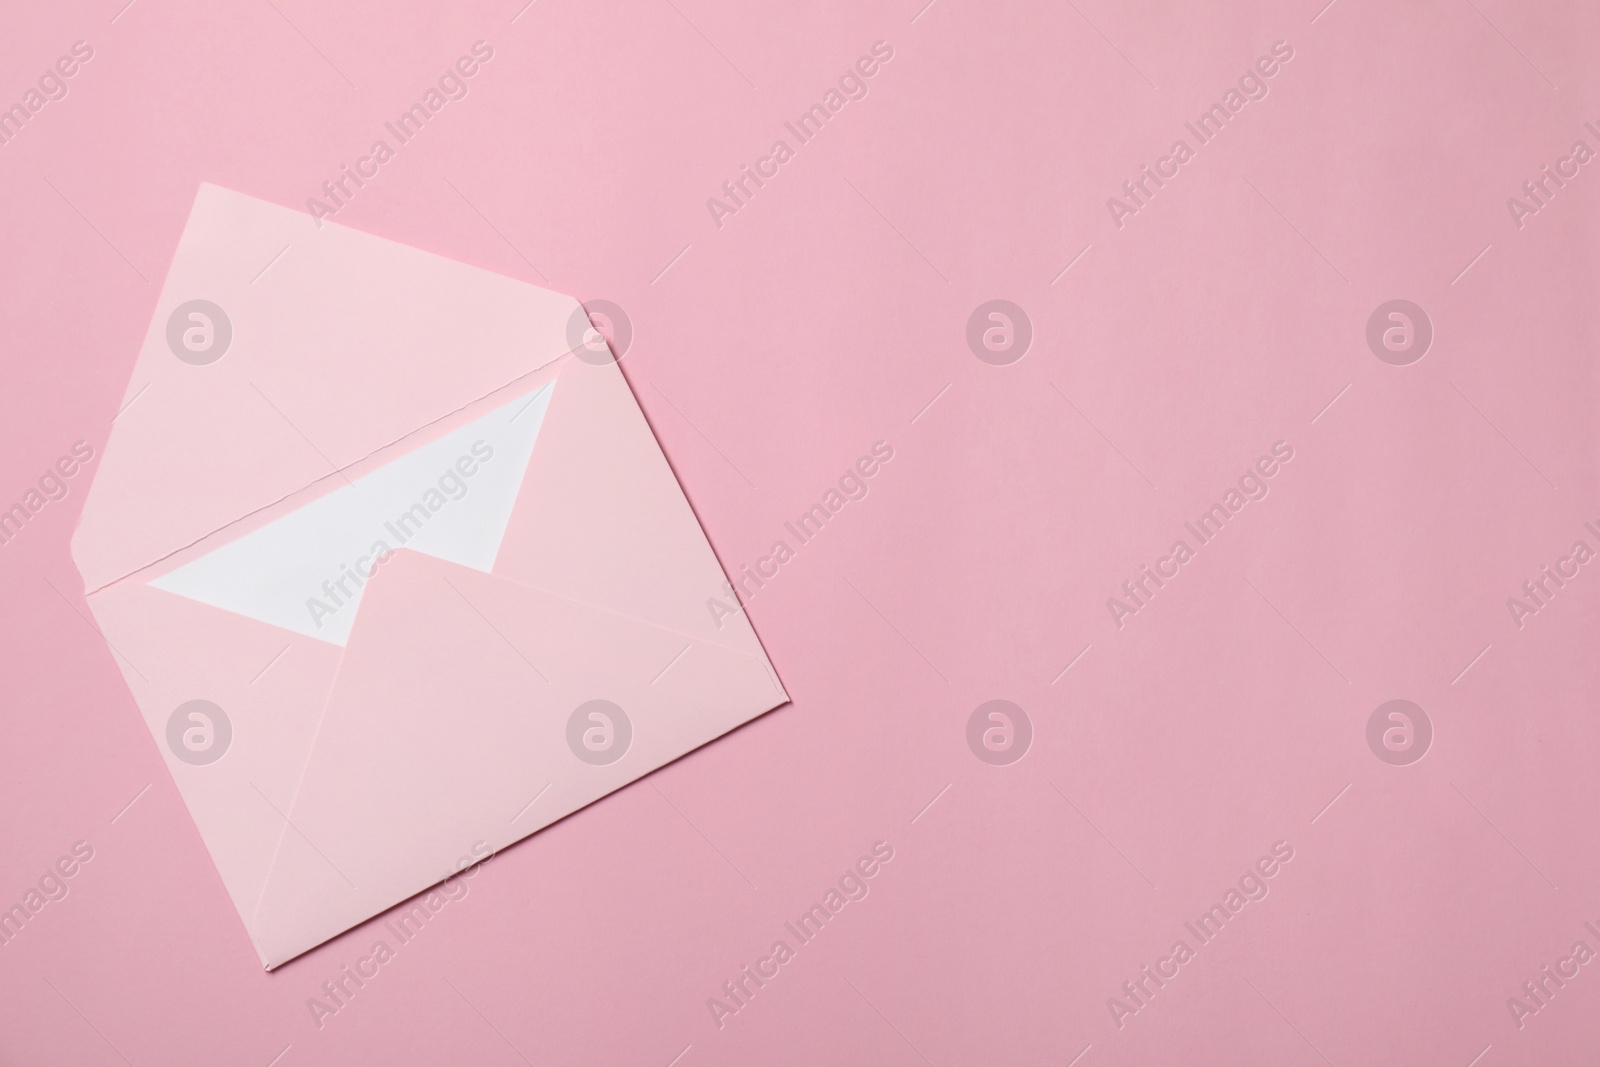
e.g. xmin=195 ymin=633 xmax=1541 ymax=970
xmin=70 ymin=184 xmax=787 ymax=969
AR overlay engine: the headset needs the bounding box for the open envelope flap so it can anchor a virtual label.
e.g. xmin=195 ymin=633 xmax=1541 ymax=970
xmin=494 ymin=354 xmax=772 ymax=656
xmin=249 ymin=549 xmax=784 ymax=967
xmin=73 ymin=184 xmax=582 ymax=593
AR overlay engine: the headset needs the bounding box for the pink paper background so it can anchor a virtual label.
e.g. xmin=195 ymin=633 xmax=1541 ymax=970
xmin=3 ymin=0 xmax=1599 ymax=1064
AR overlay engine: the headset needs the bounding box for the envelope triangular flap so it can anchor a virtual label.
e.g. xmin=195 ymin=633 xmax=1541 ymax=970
xmin=72 ymin=184 xmax=582 ymax=593
xmin=495 ymin=355 xmax=772 ymax=658
xmin=249 ymin=550 xmax=784 ymax=967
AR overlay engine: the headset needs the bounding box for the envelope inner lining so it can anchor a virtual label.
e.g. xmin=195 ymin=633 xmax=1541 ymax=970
xmin=147 ymin=383 xmax=554 ymax=646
